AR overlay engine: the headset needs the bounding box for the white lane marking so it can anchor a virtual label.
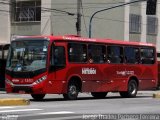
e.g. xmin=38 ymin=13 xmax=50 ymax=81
xmin=0 ymin=107 xmax=16 ymax=109
xmin=0 ymin=109 xmax=42 ymax=113
xmin=39 ymin=111 xmax=74 ymax=115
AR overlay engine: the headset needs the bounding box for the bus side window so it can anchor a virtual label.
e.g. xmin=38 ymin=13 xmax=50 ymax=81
xmin=88 ymin=53 xmax=93 ymax=63
xmin=88 ymin=45 xmax=106 ymax=64
xmin=124 ymin=47 xmax=139 ymax=64
xmin=140 ymin=48 xmax=155 ymax=64
xmin=135 ymin=49 xmax=140 ymax=64
xmin=68 ymin=43 xmax=87 ymax=63
xmin=107 ymin=46 xmax=123 ymax=64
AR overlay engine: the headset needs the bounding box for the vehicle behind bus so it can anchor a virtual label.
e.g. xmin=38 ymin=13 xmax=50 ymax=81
xmin=158 ymin=61 xmax=160 ymax=88
xmin=0 ymin=44 xmax=9 ymax=89
xmin=5 ymin=35 xmax=158 ymax=100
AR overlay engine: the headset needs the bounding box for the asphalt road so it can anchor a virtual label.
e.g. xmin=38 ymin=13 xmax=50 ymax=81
xmin=0 ymin=91 xmax=160 ymax=120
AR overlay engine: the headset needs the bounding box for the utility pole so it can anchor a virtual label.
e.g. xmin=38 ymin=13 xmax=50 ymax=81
xmin=76 ymin=0 xmax=81 ymax=36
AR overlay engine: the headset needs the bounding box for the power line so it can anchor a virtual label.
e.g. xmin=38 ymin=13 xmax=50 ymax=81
xmin=0 ymin=9 xmax=9 ymax=12
xmin=42 ymin=13 xmax=158 ymax=28
xmin=0 ymin=1 xmax=159 ymax=30
xmin=41 ymin=7 xmax=75 ymax=16
xmin=89 ymin=0 xmax=147 ymax=38
xmin=0 ymin=1 xmax=76 ymax=16
xmin=1 ymin=1 xmax=160 ymax=14
xmin=39 ymin=2 xmax=126 ymax=5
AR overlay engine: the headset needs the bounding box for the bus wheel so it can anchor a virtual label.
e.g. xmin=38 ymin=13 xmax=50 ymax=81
xmin=63 ymin=82 xmax=79 ymax=100
xmin=120 ymin=80 xmax=138 ymax=98
xmin=91 ymin=92 xmax=107 ymax=99
xmin=31 ymin=94 xmax=45 ymax=101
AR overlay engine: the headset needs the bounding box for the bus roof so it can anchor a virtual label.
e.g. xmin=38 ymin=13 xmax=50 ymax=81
xmin=13 ymin=35 xmax=155 ymax=47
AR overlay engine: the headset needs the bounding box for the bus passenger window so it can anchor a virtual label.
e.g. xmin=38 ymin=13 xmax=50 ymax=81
xmin=124 ymin=47 xmax=139 ymax=64
xmin=140 ymin=48 xmax=155 ymax=64
xmin=68 ymin=43 xmax=87 ymax=63
xmin=88 ymin=53 xmax=93 ymax=63
xmin=88 ymin=45 xmax=106 ymax=64
xmin=107 ymin=46 xmax=123 ymax=64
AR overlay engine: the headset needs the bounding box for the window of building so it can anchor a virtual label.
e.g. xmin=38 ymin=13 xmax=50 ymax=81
xmin=124 ymin=47 xmax=139 ymax=64
xmin=147 ymin=16 xmax=158 ymax=35
xmin=107 ymin=46 xmax=123 ymax=64
xmin=140 ymin=48 xmax=155 ymax=64
xmin=129 ymin=14 xmax=141 ymax=33
xmin=88 ymin=45 xmax=106 ymax=63
xmin=14 ymin=1 xmax=41 ymax=22
xmin=68 ymin=43 xmax=87 ymax=63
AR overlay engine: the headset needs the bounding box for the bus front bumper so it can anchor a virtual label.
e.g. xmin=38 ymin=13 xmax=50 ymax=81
xmin=6 ymin=84 xmax=45 ymax=94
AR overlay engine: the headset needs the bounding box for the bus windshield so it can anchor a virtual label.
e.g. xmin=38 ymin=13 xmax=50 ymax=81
xmin=6 ymin=40 xmax=49 ymax=72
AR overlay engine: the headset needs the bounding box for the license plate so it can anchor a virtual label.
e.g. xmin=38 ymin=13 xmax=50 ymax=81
xmin=19 ymin=91 xmax=26 ymax=94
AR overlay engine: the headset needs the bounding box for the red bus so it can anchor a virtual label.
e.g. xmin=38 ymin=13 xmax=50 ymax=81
xmin=5 ymin=35 xmax=157 ymax=100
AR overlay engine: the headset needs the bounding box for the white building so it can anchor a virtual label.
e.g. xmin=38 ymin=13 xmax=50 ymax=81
xmin=0 ymin=0 xmax=10 ymax=44
xmin=1 ymin=0 xmax=160 ymax=53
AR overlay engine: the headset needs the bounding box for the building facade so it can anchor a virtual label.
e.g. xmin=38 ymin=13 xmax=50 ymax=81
xmin=0 ymin=0 xmax=10 ymax=44
xmin=1 ymin=0 xmax=160 ymax=52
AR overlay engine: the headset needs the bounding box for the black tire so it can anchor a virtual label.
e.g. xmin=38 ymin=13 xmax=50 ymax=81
xmin=120 ymin=80 xmax=138 ymax=98
xmin=63 ymin=82 xmax=79 ymax=100
xmin=31 ymin=94 xmax=45 ymax=101
xmin=91 ymin=92 xmax=107 ymax=99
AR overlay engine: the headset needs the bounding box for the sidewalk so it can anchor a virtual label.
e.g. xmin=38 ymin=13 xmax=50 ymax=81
xmin=0 ymin=91 xmax=6 ymax=94
xmin=138 ymin=90 xmax=160 ymax=94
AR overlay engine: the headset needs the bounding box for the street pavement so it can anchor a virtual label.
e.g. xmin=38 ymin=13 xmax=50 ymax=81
xmin=0 ymin=91 xmax=159 ymax=120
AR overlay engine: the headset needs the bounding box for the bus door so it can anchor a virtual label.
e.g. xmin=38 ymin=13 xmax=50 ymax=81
xmin=48 ymin=42 xmax=66 ymax=93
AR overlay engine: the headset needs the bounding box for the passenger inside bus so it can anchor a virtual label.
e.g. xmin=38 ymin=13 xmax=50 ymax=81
xmin=88 ymin=53 xmax=93 ymax=63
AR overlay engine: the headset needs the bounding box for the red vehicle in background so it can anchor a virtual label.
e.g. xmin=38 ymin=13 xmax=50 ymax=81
xmin=158 ymin=61 xmax=160 ymax=88
xmin=5 ymin=35 xmax=158 ymax=100
xmin=0 ymin=44 xmax=10 ymax=89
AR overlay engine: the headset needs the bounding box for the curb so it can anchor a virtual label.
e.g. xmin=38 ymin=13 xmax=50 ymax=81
xmin=153 ymin=93 xmax=160 ymax=98
xmin=0 ymin=98 xmax=30 ymax=106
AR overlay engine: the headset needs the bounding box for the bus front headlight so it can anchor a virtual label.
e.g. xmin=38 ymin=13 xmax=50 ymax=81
xmin=33 ymin=75 xmax=47 ymax=85
xmin=6 ymin=79 xmax=14 ymax=86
